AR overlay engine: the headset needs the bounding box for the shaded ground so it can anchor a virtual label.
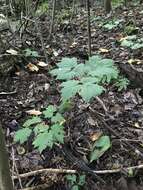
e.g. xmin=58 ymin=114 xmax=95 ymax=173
xmin=1 ymin=3 xmax=143 ymax=190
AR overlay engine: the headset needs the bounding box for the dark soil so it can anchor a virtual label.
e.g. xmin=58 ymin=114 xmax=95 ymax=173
xmin=1 ymin=3 xmax=143 ymax=190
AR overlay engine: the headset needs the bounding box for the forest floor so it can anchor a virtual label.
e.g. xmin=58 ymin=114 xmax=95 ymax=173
xmin=1 ymin=3 xmax=143 ymax=190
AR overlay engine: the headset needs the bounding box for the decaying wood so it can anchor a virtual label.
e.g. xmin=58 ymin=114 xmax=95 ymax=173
xmin=0 ymin=123 xmax=14 ymax=190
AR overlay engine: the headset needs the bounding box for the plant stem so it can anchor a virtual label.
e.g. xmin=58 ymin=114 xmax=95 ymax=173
xmin=86 ymin=0 xmax=91 ymax=57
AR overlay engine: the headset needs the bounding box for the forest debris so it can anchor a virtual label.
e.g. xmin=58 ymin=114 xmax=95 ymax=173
xmin=13 ymin=163 xmax=143 ymax=180
xmin=128 ymin=59 xmax=142 ymax=65
xmin=26 ymin=109 xmax=42 ymax=116
xmin=99 ymin=48 xmax=109 ymax=53
xmin=6 ymin=49 xmax=18 ymax=55
xmin=26 ymin=63 xmax=39 ymax=72
xmin=37 ymin=61 xmax=48 ymax=67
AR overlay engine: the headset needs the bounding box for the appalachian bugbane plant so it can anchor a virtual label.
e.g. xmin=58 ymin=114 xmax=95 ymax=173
xmin=50 ymin=55 xmax=124 ymax=102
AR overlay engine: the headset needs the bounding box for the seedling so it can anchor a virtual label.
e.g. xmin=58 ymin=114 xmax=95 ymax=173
xmin=120 ymin=35 xmax=143 ymax=49
xmin=14 ymin=105 xmax=65 ymax=153
xmin=24 ymin=48 xmax=39 ymax=57
xmin=66 ymin=174 xmax=86 ymax=190
xmin=100 ymin=19 xmax=122 ymax=30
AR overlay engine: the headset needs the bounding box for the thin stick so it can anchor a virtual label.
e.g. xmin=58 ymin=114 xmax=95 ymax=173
xmin=0 ymin=91 xmax=17 ymax=95
xmin=49 ymin=0 xmax=56 ymax=38
xmin=34 ymin=20 xmax=49 ymax=66
xmin=12 ymin=147 xmax=23 ymax=188
xmin=86 ymin=0 xmax=91 ymax=57
xmin=95 ymin=97 xmax=108 ymax=113
xmin=13 ymin=163 xmax=143 ymax=180
xmin=13 ymin=168 xmax=76 ymax=179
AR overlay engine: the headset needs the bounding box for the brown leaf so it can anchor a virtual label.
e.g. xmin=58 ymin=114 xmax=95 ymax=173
xmin=128 ymin=59 xmax=142 ymax=65
xmin=37 ymin=61 xmax=48 ymax=67
xmin=26 ymin=109 xmax=42 ymax=116
xmin=26 ymin=63 xmax=39 ymax=72
xmin=99 ymin=48 xmax=109 ymax=53
xmin=89 ymin=131 xmax=102 ymax=142
xmin=6 ymin=49 xmax=18 ymax=55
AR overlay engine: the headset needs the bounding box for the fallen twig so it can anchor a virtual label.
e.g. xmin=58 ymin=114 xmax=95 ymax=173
xmin=13 ymin=168 xmax=76 ymax=180
xmin=95 ymin=96 xmax=108 ymax=113
xmin=0 ymin=91 xmax=17 ymax=95
xmin=13 ymin=164 xmax=143 ymax=180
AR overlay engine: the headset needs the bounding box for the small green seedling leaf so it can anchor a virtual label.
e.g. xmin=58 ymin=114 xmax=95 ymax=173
xmin=66 ymin=174 xmax=85 ymax=190
xmin=127 ymin=168 xmax=134 ymax=177
xmin=33 ymin=131 xmax=54 ymax=152
xmin=51 ymin=113 xmax=65 ymax=124
xmin=61 ymin=80 xmax=80 ymax=101
xmin=79 ymin=83 xmax=105 ymax=102
xmin=59 ymin=100 xmax=73 ymax=113
xmin=23 ymin=117 xmax=42 ymax=127
xmin=66 ymin=174 xmax=77 ymax=185
xmin=33 ymin=124 xmax=64 ymax=152
xmin=24 ymin=48 xmax=39 ymax=57
xmin=90 ymin=135 xmax=111 ymax=162
xmin=115 ymin=78 xmax=129 ymax=91
xmin=78 ymin=175 xmax=86 ymax=186
xmin=51 ymin=124 xmax=65 ymax=143
xmin=72 ymin=185 xmax=79 ymax=190
xmin=14 ymin=104 xmax=65 ymax=153
xmin=33 ymin=123 xmax=49 ymax=135
xmin=14 ymin=128 xmax=32 ymax=144
xmin=42 ymin=105 xmax=57 ymax=118
xmin=57 ymin=57 xmax=77 ymax=68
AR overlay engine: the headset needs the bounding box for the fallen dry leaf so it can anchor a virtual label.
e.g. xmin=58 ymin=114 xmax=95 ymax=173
xmin=53 ymin=50 xmax=59 ymax=57
xmin=128 ymin=59 xmax=142 ymax=65
xmin=89 ymin=131 xmax=102 ymax=142
xmin=6 ymin=49 xmax=18 ymax=55
xmin=134 ymin=122 xmax=140 ymax=128
xmin=26 ymin=109 xmax=42 ymax=116
xmin=17 ymin=146 xmax=26 ymax=155
xmin=70 ymin=41 xmax=78 ymax=48
xmin=99 ymin=48 xmax=109 ymax=53
xmin=119 ymin=36 xmax=128 ymax=42
xmin=26 ymin=63 xmax=39 ymax=72
xmin=37 ymin=61 xmax=48 ymax=67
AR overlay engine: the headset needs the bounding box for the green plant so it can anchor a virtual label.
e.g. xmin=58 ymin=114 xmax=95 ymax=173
xmin=50 ymin=56 xmax=122 ymax=103
xmin=66 ymin=174 xmax=86 ymax=190
xmin=120 ymin=35 xmax=143 ymax=49
xmin=124 ymin=25 xmax=139 ymax=35
xmin=90 ymin=15 xmax=102 ymax=23
xmin=24 ymin=48 xmax=39 ymax=57
xmin=56 ymin=8 xmax=71 ymax=22
xmin=36 ymin=1 xmax=49 ymax=15
xmin=90 ymin=135 xmax=111 ymax=162
xmin=14 ymin=105 xmax=65 ymax=153
xmin=101 ymin=19 xmax=122 ymax=30
xmin=112 ymin=0 xmax=124 ymax=7
xmin=115 ymin=77 xmax=129 ymax=91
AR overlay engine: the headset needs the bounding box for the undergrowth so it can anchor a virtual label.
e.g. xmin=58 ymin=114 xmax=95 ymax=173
xmin=14 ymin=56 xmax=128 ymax=161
